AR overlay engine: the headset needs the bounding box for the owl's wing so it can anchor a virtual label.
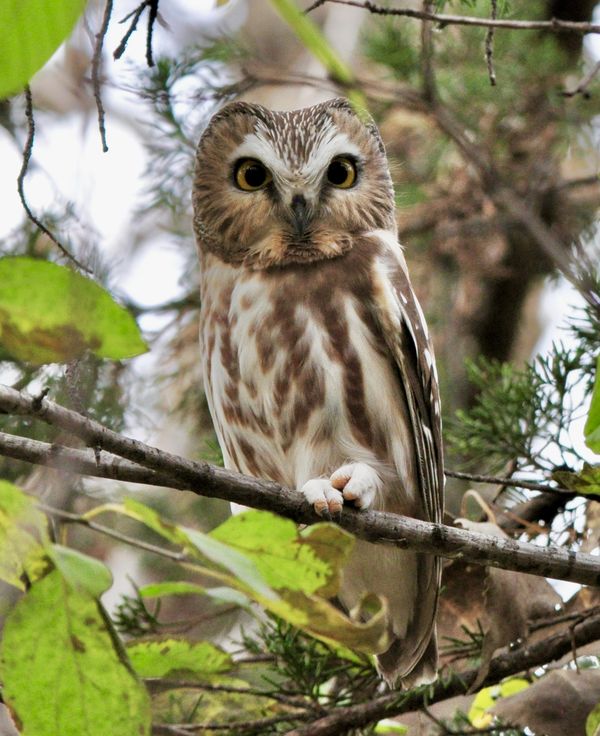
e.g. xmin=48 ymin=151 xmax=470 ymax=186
xmin=370 ymin=233 xmax=444 ymax=523
xmin=369 ymin=231 xmax=444 ymax=685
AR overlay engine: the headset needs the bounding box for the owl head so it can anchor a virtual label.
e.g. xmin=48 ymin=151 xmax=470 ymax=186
xmin=192 ymin=98 xmax=395 ymax=269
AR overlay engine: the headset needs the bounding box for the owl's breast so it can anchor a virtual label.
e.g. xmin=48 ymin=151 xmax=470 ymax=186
xmin=200 ymin=251 xmax=415 ymax=493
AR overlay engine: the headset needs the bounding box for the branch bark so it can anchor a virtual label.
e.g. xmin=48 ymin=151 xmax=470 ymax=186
xmin=1 ymin=385 xmax=599 ymax=587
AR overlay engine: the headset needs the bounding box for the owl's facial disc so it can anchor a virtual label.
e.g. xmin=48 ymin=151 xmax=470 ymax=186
xmin=193 ymin=99 xmax=396 ymax=269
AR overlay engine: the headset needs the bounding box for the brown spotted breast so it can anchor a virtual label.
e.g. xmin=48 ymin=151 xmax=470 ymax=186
xmin=199 ymin=236 xmax=418 ymax=514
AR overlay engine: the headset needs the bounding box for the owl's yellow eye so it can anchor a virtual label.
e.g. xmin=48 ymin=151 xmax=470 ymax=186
xmin=234 ymin=159 xmax=272 ymax=191
xmin=326 ymin=156 xmax=357 ymax=189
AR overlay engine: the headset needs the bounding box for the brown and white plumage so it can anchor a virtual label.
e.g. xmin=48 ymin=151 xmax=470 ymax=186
xmin=193 ymin=98 xmax=443 ymax=686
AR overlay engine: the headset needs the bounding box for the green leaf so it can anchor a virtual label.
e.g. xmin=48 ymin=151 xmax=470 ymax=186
xmin=119 ymin=503 xmax=389 ymax=654
xmin=48 ymin=544 xmax=113 ymax=597
xmin=0 ymin=0 xmax=86 ymax=98
xmin=140 ymin=581 xmax=251 ymax=607
xmin=585 ymin=356 xmax=600 ymax=454
xmin=0 ymin=257 xmax=147 ymax=364
xmin=276 ymin=590 xmax=390 ymax=654
xmin=469 ymin=677 xmax=530 ymax=728
xmin=586 ymin=700 xmax=600 ymax=736
xmin=0 ymin=480 xmax=48 ymax=589
xmin=0 ymin=569 xmax=151 ymax=736
xmin=374 ymin=720 xmax=408 ymax=734
xmin=553 ymin=464 xmax=600 ymax=496
xmin=127 ymin=639 xmax=233 ymax=679
xmin=184 ymin=525 xmax=278 ymax=601
xmin=211 ymin=511 xmax=354 ymax=596
xmin=122 ymin=498 xmax=191 ymax=547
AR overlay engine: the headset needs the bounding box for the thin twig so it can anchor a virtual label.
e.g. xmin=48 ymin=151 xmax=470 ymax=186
xmin=145 ymin=679 xmax=316 ymax=709
xmin=16 ymin=87 xmax=90 ymax=273
xmin=92 ymin=0 xmax=113 ymax=152
xmin=145 ymin=0 xmax=159 ymax=67
xmin=39 ymin=503 xmax=187 ymax=561
xmin=305 ymin=1 xmax=600 ymax=35
xmin=157 ymin=712 xmax=311 ymax=732
xmin=1 ymin=389 xmax=600 ymax=586
xmin=444 ymin=469 xmax=575 ymax=496
xmin=485 ymin=0 xmax=497 ymax=86
xmin=563 ymin=58 xmax=600 ymax=98
xmin=528 ymin=604 xmax=600 ymax=633
xmin=114 ymin=1 xmax=149 ymax=60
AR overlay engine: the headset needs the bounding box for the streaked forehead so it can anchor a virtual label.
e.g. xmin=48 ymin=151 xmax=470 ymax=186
xmin=228 ymin=107 xmax=362 ymax=182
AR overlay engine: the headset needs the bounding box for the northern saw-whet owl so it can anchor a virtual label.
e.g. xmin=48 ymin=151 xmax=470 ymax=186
xmin=192 ymin=98 xmax=443 ymax=687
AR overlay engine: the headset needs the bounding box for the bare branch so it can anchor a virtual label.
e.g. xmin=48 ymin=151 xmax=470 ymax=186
xmin=145 ymin=0 xmax=159 ymax=67
xmin=0 ymin=386 xmax=599 ymax=587
xmin=485 ymin=0 xmax=498 ymax=86
xmin=17 ymin=87 xmax=91 ymax=273
xmin=114 ymin=2 xmax=149 ymax=60
xmin=306 ymin=1 xmax=600 ymax=35
xmin=444 ymin=469 xmax=576 ymax=497
xmin=563 ymin=58 xmax=600 ymax=98
xmin=39 ymin=503 xmax=186 ymax=561
xmin=92 ymin=0 xmax=113 ymax=152
xmin=285 ymin=612 xmax=600 ymax=735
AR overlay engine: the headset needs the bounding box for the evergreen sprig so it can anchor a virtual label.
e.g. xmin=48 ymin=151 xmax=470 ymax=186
xmin=447 ymin=293 xmax=600 ymax=475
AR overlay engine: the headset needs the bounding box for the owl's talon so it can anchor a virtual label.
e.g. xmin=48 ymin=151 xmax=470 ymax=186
xmin=330 ymin=462 xmax=382 ymax=511
xmin=300 ymin=478 xmax=343 ymax=519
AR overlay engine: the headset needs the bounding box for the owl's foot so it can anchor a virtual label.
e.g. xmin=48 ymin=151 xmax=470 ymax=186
xmin=300 ymin=463 xmax=382 ymax=518
xmin=330 ymin=462 xmax=382 ymax=509
xmin=300 ymin=478 xmax=344 ymax=518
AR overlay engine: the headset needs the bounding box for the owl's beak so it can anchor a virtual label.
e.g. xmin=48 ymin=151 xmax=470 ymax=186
xmin=290 ymin=194 xmax=311 ymax=238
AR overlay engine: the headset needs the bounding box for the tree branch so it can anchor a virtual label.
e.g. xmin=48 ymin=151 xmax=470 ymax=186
xmin=444 ymin=469 xmax=575 ymax=497
xmin=1 ymin=385 xmax=599 ymax=586
xmin=285 ymin=611 xmax=600 ymax=735
xmin=307 ymin=1 xmax=600 ymax=35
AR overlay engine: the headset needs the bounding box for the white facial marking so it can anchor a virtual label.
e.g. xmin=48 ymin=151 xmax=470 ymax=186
xmin=230 ymin=126 xmax=363 ymax=205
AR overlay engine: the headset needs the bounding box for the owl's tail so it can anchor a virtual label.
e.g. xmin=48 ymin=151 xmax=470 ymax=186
xmin=376 ymin=627 xmax=438 ymax=689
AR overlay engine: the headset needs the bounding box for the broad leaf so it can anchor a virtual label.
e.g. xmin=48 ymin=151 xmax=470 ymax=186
xmin=0 ymin=257 xmax=147 ymax=364
xmin=374 ymin=720 xmax=408 ymax=734
xmin=0 ymin=0 xmax=86 ymax=98
xmin=0 ymin=480 xmax=48 ymax=589
xmin=211 ymin=511 xmax=354 ymax=596
xmin=553 ymin=464 xmax=600 ymax=496
xmin=117 ymin=502 xmax=390 ymax=654
xmin=586 ymin=357 xmax=600 ymax=454
xmin=122 ymin=498 xmax=193 ymax=547
xmin=276 ymin=590 xmax=389 ymax=654
xmin=127 ymin=639 xmax=233 ymax=679
xmin=49 ymin=544 xmax=113 ymax=597
xmin=587 ymin=701 xmax=600 ymax=736
xmin=0 ymin=569 xmax=151 ymax=736
xmin=469 ymin=678 xmax=530 ymax=728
